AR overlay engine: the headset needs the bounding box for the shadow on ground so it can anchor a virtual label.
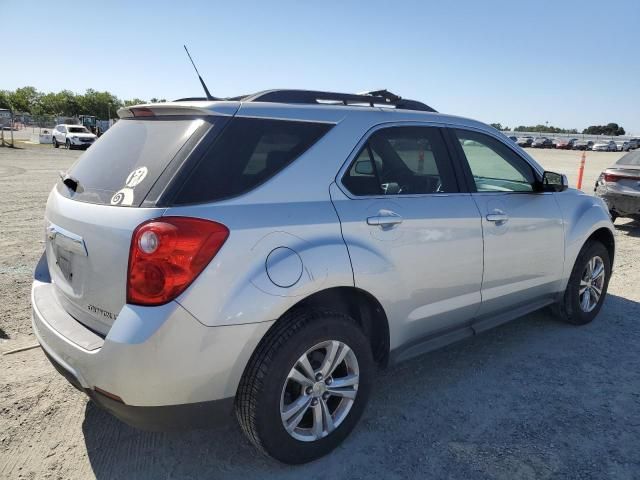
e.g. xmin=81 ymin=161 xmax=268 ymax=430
xmin=615 ymin=219 xmax=640 ymax=238
xmin=82 ymin=295 xmax=640 ymax=480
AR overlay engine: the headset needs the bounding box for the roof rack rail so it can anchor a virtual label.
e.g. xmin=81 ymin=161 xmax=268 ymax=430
xmin=242 ymin=89 xmax=437 ymax=112
xmin=174 ymin=89 xmax=437 ymax=112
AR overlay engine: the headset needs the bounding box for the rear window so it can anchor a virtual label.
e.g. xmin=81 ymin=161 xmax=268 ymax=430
xmin=172 ymin=117 xmax=332 ymax=204
xmin=617 ymin=151 xmax=640 ymax=166
xmin=58 ymin=117 xmax=211 ymax=206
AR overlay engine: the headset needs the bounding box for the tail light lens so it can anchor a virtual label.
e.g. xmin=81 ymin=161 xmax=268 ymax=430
xmin=603 ymin=172 xmax=638 ymax=183
xmin=127 ymin=217 xmax=229 ymax=306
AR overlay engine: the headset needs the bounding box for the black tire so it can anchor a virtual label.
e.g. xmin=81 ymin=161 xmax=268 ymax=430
xmin=554 ymin=240 xmax=611 ymax=325
xmin=53 ymin=138 xmax=59 ymax=148
xmin=235 ymin=309 xmax=373 ymax=464
xmin=65 ymin=139 xmax=71 ymax=150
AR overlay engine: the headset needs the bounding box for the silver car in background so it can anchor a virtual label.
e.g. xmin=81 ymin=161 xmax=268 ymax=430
xmin=615 ymin=141 xmax=631 ymax=152
xmin=595 ymin=150 xmax=640 ymax=221
xmin=32 ymin=89 xmax=615 ymax=464
xmin=592 ymin=140 xmax=617 ymax=152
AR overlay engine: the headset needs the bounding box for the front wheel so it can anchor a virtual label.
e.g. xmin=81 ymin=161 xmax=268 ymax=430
xmin=235 ymin=309 xmax=373 ymax=464
xmin=53 ymin=138 xmax=59 ymax=148
xmin=65 ymin=139 xmax=71 ymax=150
xmin=554 ymin=240 xmax=611 ymax=325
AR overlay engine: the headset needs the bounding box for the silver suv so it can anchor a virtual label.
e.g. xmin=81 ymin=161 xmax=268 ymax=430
xmin=32 ymin=89 xmax=615 ymax=464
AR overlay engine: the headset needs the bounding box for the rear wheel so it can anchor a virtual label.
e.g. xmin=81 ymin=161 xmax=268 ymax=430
xmin=53 ymin=137 xmax=59 ymax=148
xmin=554 ymin=240 xmax=611 ymax=325
xmin=235 ymin=309 xmax=373 ymax=464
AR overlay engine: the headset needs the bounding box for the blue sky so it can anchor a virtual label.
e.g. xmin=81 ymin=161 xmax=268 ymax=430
xmin=4 ymin=0 xmax=640 ymax=133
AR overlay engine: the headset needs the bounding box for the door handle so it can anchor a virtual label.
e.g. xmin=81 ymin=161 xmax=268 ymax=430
xmin=486 ymin=211 xmax=508 ymax=223
xmin=367 ymin=211 xmax=403 ymax=227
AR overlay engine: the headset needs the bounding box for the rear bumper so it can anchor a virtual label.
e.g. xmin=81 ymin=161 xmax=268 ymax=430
xmin=596 ymin=191 xmax=640 ymax=216
xmin=32 ymin=272 xmax=273 ymax=430
xmin=42 ymin=346 xmax=234 ymax=430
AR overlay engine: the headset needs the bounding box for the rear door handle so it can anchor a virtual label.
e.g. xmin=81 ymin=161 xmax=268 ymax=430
xmin=367 ymin=211 xmax=403 ymax=227
xmin=486 ymin=211 xmax=508 ymax=223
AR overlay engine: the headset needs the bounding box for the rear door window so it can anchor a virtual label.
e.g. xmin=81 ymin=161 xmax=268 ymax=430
xmin=172 ymin=117 xmax=333 ymax=204
xmin=341 ymin=126 xmax=457 ymax=196
xmin=57 ymin=117 xmax=211 ymax=206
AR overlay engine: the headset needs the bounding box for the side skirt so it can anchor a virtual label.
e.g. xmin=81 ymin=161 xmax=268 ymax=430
xmin=389 ymin=297 xmax=555 ymax=365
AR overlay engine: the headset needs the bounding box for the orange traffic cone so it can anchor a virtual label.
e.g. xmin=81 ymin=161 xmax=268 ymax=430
xmin=576 ymin=151 xmax=586 ymax=189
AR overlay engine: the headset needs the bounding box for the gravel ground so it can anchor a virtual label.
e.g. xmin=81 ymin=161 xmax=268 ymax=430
xmin=1 ymin=144 xmax=639 ymax=479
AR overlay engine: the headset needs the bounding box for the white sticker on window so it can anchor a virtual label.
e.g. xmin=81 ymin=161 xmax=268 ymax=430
xmin=111 ymin=166 xmax=148 ymax=206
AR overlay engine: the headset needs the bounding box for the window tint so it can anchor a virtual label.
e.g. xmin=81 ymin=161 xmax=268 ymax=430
xmin=342 ymin=126 xmax=456 ymax=196
xmin=58 ymin=117 xmax=210 ymax=206
xmin=173 ymin=117 xmax=332 ymax=204
xmin=68 ymin=126 xmax=88 ymax=133
xmin=454 ymin=129 xmax=536 ymax=192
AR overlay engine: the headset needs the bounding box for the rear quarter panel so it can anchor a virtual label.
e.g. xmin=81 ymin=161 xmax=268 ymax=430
xmin=166 ymin=200 xmax=354 ymax=327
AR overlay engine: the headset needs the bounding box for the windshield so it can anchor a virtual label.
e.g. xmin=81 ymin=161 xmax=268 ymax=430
xmin=68 ymin=126 xmax=89 ymax=133
xmin=57 ymin=117 xmax=211 ymax=206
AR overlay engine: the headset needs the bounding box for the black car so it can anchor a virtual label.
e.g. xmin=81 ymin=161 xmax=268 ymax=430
xmin=573 ymin=140 xmax=594 ymax=151
xmin=531 ymin=137 xmax=553 ymax=148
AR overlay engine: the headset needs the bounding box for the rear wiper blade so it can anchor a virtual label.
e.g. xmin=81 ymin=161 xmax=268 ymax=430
xmin=58 ymin=171 xmax=82 ymax=192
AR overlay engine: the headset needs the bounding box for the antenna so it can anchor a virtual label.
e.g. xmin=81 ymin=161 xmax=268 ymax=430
xmin=183 ymin=45 xmax=217 ymax=101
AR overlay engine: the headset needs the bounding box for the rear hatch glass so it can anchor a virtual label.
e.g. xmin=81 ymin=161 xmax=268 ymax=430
xmin=57 ymin=117 xmax=211 ymax=206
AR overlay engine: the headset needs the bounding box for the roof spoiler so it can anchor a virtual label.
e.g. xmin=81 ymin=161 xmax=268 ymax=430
xmin=117 ymin=102 xmax=239 ymax=119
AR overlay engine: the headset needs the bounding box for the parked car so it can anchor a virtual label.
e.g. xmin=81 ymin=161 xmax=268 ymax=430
xmin=573 ymin=140 xmax=594 ymax=150
xmin=628 ymin=138 xmax=640 ymax=150
xmin=595 ymin=150 xmax=640 ymax=221
xmin=531 ymin=136 xmax=553 ymax=148
xmin=32 ymin=89 xmax=615 ymax=464
xmin=592 ymin=141 xmax=617 ymax=152
xmin=52 ymin=124 xmax=97 ymax=150
xmin=553 ymin=138 xmax=574 ymax=150
xmin=516 ymin=136 xmax=533 ymax=147
xmin=615 ymin=141 xmax=631 ymax=152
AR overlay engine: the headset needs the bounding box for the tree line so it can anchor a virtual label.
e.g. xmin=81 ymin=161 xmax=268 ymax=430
xmin=0 ymin=86 xmax=166 ymax=119
xmin=490 ymin=122 xmax=626 ymax=136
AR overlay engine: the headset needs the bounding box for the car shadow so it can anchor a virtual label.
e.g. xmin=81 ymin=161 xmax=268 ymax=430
xmin=615 ymin=218 xmax=640 ymax=237
xmin=82 ymin=294 xmax=640 ymax=479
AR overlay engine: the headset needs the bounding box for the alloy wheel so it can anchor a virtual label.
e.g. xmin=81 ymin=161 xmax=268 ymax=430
xmin=280 ymin=340 xmax=359 ymax=442
xmin=579 ymin=255 xmax=605 ymax=313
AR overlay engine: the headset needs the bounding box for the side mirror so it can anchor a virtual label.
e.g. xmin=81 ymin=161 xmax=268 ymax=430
xmin=354 ymin=160 xmax=374 ymax=175
xmin=541 ymin=171 xmax=568 ymax=192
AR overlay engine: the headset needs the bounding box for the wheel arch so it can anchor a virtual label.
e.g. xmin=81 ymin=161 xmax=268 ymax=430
xmin=586 ymin=227 xmax=615 ymax=265
xmin=250 ymin=286 xmax=391 ymax=369
xmin=291 ymin=286 xmax=390 ymax=367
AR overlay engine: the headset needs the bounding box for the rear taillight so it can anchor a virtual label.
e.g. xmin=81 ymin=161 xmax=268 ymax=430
xmin=603 ymin=172 xmax=637 ymax=183
xmin=127 ymin=217 xmax=229 ymax=306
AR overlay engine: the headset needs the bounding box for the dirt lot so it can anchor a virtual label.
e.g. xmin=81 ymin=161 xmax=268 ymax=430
xmin=1 ymin=144 xmax=639 ymax=479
